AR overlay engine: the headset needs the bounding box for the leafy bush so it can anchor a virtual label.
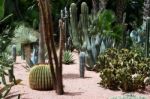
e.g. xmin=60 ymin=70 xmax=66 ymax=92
xmin=97 ymin=48 xmax=150 ymax=91
xmin=63 ymin=50 xmax=74 ymax=64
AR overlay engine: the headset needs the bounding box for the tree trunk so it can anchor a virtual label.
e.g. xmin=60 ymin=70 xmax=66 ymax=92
xmin=116 ymin=0 xmax=126 ymax=23
xmin=38 ymin=0 xmax=56 ymax=89
xmin=38 ymin=18 xmax=45 ymax=64
xmin=116 ymin=0 xmax=126 ymax=48
xmin=38 ymin=0 xmax=65 ymax=94
xmin=56 ymin=19 xmax=65 ymax=94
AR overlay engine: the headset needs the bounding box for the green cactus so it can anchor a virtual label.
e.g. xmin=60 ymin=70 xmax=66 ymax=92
xmin=80 ymin=2 xmax=89 ymax=37
xmin=69 ymin=2 xmax=102 ymax=70
xmin=12 ymin=44 xmax=16 ymax=62
xmin=29 ymin=64 xmax=53 ymax=90
xmin=69 ymin=3 xmax=80 ymax=49
xmin=145 ymin=18 xmax=150 ymax=58
xmin=79 ymin=52 xmax=86 ymax=78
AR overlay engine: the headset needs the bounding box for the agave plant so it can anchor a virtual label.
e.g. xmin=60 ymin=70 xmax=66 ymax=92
xmin=63 ymin=50 xmax=74 ymax=64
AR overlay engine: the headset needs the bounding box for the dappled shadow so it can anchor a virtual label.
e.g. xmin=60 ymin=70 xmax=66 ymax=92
xmin=63 ymin=73 xmax=92 ymax=79
xmin=65 ymin=91 xmax=84 ymax=96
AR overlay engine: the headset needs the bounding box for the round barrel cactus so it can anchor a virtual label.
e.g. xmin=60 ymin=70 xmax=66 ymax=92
xmin=29 ymin=64 xmax=53 ymax=90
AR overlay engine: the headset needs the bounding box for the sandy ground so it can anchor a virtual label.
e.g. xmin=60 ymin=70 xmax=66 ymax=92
xmin=9 ymin=52 xmax=150 ymax=99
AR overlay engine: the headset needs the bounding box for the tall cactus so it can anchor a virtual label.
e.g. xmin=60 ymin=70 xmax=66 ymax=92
xmin=145 ymin=18 xmax=150 ymax=57
xmin=79 ymin=52 xmax=86 ymax=78
xmin=80 ymin=2 xmax=89 ymax=40
xmin=70 ymin=3 xmax=80 ymax=49
xmin=69 ymin=2 xmax=102 ymax=70
xmin=12 ymin=44 xmax=16 ymax=62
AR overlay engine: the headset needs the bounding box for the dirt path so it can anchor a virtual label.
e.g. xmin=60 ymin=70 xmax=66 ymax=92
xmin=10 ymin=52 xmax=150 ymax=99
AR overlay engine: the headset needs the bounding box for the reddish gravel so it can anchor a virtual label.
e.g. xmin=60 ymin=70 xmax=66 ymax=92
xmin=10 ymin=52 xmax=150 ymax=99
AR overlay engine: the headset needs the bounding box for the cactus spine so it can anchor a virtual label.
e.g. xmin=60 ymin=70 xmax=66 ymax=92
xmin=79 ymin=52 xmax=86 ymax=78
xmin=29 ymin=64 xmax=53 ymax=90
xmin=145 ymin=18 xmax=150 ymax=57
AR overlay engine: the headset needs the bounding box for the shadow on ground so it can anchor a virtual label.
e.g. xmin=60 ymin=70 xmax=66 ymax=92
xmin=64 ymin=91 xmax=84 ymax=96
xmin=63 ymin=73 xmax=92 ymax=79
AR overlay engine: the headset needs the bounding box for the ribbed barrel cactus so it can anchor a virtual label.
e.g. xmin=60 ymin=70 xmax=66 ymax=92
xmin=29 ymin=64 xmax=53 ymax=90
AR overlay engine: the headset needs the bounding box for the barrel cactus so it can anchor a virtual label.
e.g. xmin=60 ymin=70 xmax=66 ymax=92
xmin=29 ymin=64 xmax=53 ymax=90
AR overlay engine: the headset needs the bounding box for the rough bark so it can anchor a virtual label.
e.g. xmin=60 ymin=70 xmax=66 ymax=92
xmin=116 ymin=0 xmax=127 ymax=48
xmin=38 ymin=0 xmax=56 ymax=89
xmin=56 ymin=19 xmax=65 ymax=94
xmin=38 ymin=18 xmax=45 ymax=64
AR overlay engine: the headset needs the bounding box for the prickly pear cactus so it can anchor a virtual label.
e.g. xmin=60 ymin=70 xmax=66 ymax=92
xmin=29 ymin=64 xmax=53 ymax=90
xmin=79 ymin=52 xmax=86 ymax=78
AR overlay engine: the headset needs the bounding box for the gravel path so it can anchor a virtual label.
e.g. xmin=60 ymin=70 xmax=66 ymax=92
xmin=10 ymin=52 xmax=150 ymax=99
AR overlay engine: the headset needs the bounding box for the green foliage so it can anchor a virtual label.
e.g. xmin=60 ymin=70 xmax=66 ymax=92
xmin=29 ymin=64 xmax=53 ymax=90
xmin=63 ymin=50 xmax=74 ymax=64
xmin=97 ymin=48 xmax=150 ymax=91
xmin=109 ymin=94 xmax=146 ymax=99
xmin=0 ymin=0 xmax=5 ymax=20
xmin=13 ymin=24 xmax=39 ymax=44
xmin=0 ymin=27 xmax=14 ymax=52
xmin=89 ymin=10 xmax=123 ymax=42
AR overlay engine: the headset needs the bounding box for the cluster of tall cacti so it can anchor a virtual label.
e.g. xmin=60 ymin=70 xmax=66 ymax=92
xmin=69 ymin=2 xmax=104 ymax=70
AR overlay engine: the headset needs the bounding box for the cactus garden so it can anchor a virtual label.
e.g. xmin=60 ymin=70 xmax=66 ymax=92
xmin=0 ymin=0 xmax=150 ymax=99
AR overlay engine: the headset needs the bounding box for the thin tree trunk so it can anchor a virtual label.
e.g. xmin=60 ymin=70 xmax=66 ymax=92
xmin=44 ymin=0 xmax=59 ymax=71
xmin=56 ymin=19 xmax=65 ymax=94
xmin=38 ymin=0 xmax=56 ymax=89
xmin=116 ymin=0 xmax=126 ymax=48
xmin=38 ymin=18 xmax=45 ymax=64
xmin=13 ymin=0 xmax=22 ymax=19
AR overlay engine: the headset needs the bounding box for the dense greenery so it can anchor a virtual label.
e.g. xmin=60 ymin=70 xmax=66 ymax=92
xmin=97 ymin=48 xmax=150 ymax=91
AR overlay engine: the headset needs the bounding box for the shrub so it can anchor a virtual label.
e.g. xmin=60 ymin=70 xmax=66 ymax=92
xmin=97 ymin=48 xmax=150 ymax=91
xmin=109 ymin=94 xmax=146 ymax=99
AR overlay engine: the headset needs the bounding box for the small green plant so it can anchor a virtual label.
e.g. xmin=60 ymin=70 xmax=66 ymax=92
xmin=63 ymin=50 xmax=74 ymax=64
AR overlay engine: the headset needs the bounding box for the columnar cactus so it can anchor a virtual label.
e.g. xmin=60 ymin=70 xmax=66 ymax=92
xmin=79 ymin=52 xmax=86 ymax=78
xmin=145 ymin=18 xmax=150 ymax=57
xmin=12 ymin=44 xmax=16 ymax=62
xmin=29 ymin=64 xmax=53 ymax=90
xmin=70 ymin=3 xmax=80 ymax=49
